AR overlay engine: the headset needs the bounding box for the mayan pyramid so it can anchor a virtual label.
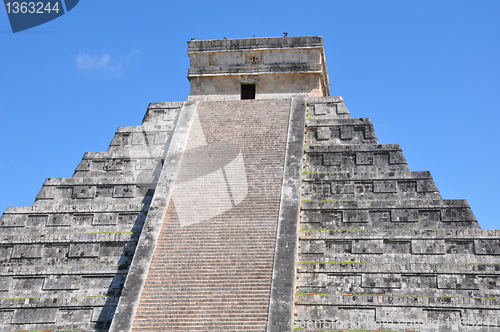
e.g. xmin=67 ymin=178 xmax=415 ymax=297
xmin=0 ymin=36 xmax=499 ymax=332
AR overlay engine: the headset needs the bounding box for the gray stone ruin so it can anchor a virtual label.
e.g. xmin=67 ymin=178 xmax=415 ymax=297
xmin=0 ymin=36 xmax=498 ymax=332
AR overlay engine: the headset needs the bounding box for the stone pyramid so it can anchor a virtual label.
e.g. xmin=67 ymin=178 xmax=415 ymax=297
xmin=0 ymin=36 xmax=499 ymax=332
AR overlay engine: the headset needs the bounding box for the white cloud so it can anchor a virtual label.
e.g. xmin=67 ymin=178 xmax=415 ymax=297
xmin=75 ymin=49 xmax=141 ymax=77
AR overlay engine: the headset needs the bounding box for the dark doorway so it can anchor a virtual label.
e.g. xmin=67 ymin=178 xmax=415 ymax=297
xmin=241 ymin=84 xmax=256 ymax=100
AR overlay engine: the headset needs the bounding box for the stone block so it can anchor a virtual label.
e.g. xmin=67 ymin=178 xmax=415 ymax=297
xmin=479 ymin=276 xmax=500 ymax=290
xmin=144 ymin=132 xmax=157 ymax=145
xmin=0 ymin=246 xmax=13 ymax=260
xmin=337 ymin=102 xmax=349 ymax=114
xmin=155 ymin=132 xmax=169 ymax=144
xmin=0 ymin=214 xmax=26 ymax=227
xmin=306 ymin=183 xmax=330 ymax=195
xmin=316 ymin=127 xmax=331 ymax=140
xmin=363 ymin=126 xmax=376 ymax=140
xmin=325 ymin=241 xmax=352 ymax=253
xmin=411 ymin=170 xmax=431 ymax=178
xmin=353 ymin=126 xmax=368 ymax=140
xmin=92 ymin=213 xmax=117 ymax=226
xmin=104 ymin=159 xmax=127 ymax=171
xmin=300 ymin=241 xmax=325 ymax=254
xmin=354 ymin=181 xmax=373 ymax=193
xmin=331 ymin=181 xmax=355 ymax=194
xmin=35 ymin=186 xmax=57 ymax=200
xmin=402 ymin=275 xmax=437 ymax=288
xmin=57 ymin=308 xmax=93 ymax=322
xmin=82 ymin=276 xmax=114 ymax=289
xmin=11 ymin=244 xmax=43 ymax=258
xmin=362 ymin=273 xmax=402 ymax=288
xmin=340 ymin=126 xmax=354 ymax=139
xmin=110 ymin=133 xmax=130 ymax=146
xmin=113 ymin=185 xmax=135 ymax=198
xmin=352 ymin=239 xmax=384 ymax=254
xmin=0 ymin=276 xmax=12 ymax=291
xmin=295 ymin=308 xmax=338 ymax=328
xmin=373 ymin=180 xmax=397 ymax=193
xmin=0 ymin=311 xmax=14 ymax=323
xmin=418 ymin=210 xmax=441 ymax=223
xmin=376 ymin=307 xmax=422 ymax=323
xmin=43 ymin=275 xmax=82 ymax=290
xmin=313 ymin=104 xmax=327 ymax=115
xmin=445 ymin=241 xmax=474 ymax=254
xmin=306 ymin=153 xmax=323 ymax=166
xmin=131 ymin=132 xmax=147 ymax=145
xmin=72 ymin=186 xmax=96 ymax=199
xmin=163 ymin=109 xmax=180 ymax=121
xmin=73 ymin=214 xmax=94 ymax=225
xmin=437 ymin=275 xmax=479 ymax=290
xmin=47 ymin=213 xmax=71 ymax=226
xmin=397 ymin=181 xmax=417 ymax=192
xmin=12 ymin=308 xmax=58 ymax=324
xmin=392 ymin=209 xmax=419 ymax=222
xmin=117 ymin=213 xmax=141 ymax=225
xmin=475 ymin=240 xmax=500 ymax=255
xmin=411 ymin=240 xmax=446 ymax=254
xmin=442 ymin=207 xmax=476 ymax=222
xmin=320 ymin=211 xmax=342 ymax=228
xmin=416 ymin=179 xmax=438 ymax=192
xmin=327 ymin=274 xmax=361 ymax=288
xmin=12 ymin=277 xmax=44 ymax=291
xmin=323 ymin=153 xmax=342 ymax=166
xmin=27 ymin=214 xmax=48 ymax=226
xmin=343 ymin=210 xmax=370 ymax=223
xmin=389 ymin=151 xmax=406 ymax=164
xmin=369 ymin=211 xmax=391 ymax=223
xmin=355 ymin=152 xmax=374 ymax=165
xmin=76 ymin=159 xmax=92 ymax=171
xmin=302 ymin=210 xmax=321 ymax=223
xmin=373 ymin=152 xmax=390 ymax=165
xmin=384 ymin=241 xmax=411 ymax=254
xmin=95 ymin=186 xmax=114 ymax=198
xmin=43 ymin=245 xmax=69 ymax=259
xmin=68 ymin=243 xmax=100 ymax=258
xmin=91 ymin=160 xmax=105 ymax=171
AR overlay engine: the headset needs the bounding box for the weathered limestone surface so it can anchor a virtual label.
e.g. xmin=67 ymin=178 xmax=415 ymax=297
xmin=294 ymin=97 xmax=500 ymax=332
xmin=188 ymin=36 xmax=329 ymax=101
xmin=0 ymin=102 xmax=182 ymax=331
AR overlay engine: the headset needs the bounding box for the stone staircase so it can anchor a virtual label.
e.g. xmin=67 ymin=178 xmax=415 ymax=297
xmin=130 ymin=99 xmax=293 ymax=331
xmin=2 ymin=94 xmax=498 ymax=332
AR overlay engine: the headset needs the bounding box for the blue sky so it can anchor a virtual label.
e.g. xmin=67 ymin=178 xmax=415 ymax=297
xmin=1 ymin=1 xmax=499 ymax=229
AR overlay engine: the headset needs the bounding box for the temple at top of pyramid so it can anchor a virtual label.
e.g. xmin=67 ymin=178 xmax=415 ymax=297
xmin=0 ymin=36 xmax=499 ymax=332
xmin=187 ymin=36 xmax=330 ymax=100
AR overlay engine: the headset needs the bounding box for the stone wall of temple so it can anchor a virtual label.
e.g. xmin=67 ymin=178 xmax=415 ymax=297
xmin=294 ymin=96 xmax=500 ymax=332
